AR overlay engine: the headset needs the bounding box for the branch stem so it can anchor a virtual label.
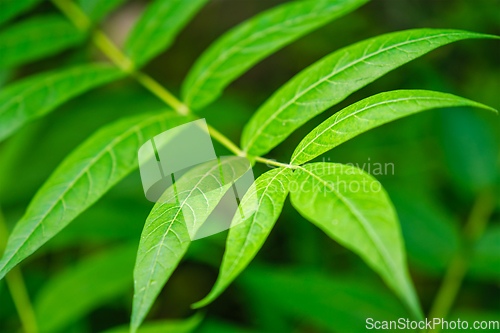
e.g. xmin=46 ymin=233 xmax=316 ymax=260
xmin=131 ymin=72 xmax=189 ymax=115
xmin=0 ymin=207 xmax=38 ymax=333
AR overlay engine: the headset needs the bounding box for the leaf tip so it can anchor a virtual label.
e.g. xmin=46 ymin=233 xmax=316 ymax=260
xmin=488 ymin=106 xmax=499 ymax=114
xmin=478 ymin=103 xmax=498 ymax=114
xmin=190 ymin=297 xmax=211 ymax=310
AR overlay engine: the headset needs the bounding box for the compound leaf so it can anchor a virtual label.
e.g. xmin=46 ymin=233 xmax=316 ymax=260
xmin=0 ymin=112 xmax=189 ymax=280
xmin=0 ymin=64 xmax=125 ymax=142
xmin=192 ymin=167 xmax=293 ymax=308
xmin=0 ymin=0 xmax=44 ymax=26
xmin=290 ymin=163 xmax=423 ymax=320
xmin=35 ymin=244 xmax=137 ymax=333
xmin=0 ymin=14 xmax=85 ymax=69
xmin=242 ymin=29 xmax=498 ymax=156
xmin=182 ymin=0 xmax=369 ymax=111
xmin=291 ymin=90 xmax=497 ymax=165
xmin=132 ymin=157 xmax=250 ymax=333
xmin=125 ymin=0 xmax=209 ymax=67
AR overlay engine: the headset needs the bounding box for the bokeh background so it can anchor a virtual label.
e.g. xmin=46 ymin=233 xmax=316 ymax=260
xmin=0 ymin=0 xmax=499 ymax=332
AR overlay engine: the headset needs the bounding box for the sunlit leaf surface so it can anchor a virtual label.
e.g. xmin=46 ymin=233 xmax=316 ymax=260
xmin=290 ymin=163 xmax=423 ymax=319
xmin=291 ymin=90 xmax=496 ymax=165
xmin=125 ymin=0 xmax=209 ymax=67
xmin=0 ymin=14 xmax=85 ymax=68
xmin=182 ymin=0 xmax=369 ymax=110
xmin=193 ymin=167 xmax=293 ymax=308
xmin=132 ymin=156 xmax=250 ymax=332
xmin=0 ymin=112 xmax=189 ymax=280
xmin=242 ymin=29 xmax=497 ymax=156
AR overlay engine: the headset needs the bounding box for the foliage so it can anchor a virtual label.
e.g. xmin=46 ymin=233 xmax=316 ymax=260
xmin=0 ymin=0 xmax=498 ymax=332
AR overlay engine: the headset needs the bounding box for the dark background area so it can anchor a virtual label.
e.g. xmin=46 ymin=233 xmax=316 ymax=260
xmin=0 ymin=0 xmax=499 ymax=332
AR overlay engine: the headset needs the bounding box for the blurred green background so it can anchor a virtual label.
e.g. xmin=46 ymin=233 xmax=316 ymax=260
xmin=0 ymin=0 xmax=499 ymax=332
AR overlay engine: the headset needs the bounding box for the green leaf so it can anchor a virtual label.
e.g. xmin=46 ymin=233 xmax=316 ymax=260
xmin=242 ymin=29 xmax=498 ymax=156
xmin=47 ymin=198 xmax=147 ymax=250
xmin=0 ymin=0 xmax=44 ymax=26
xmin=0 ymin=14 xmax=85 ymax=69
xmin=192 ymin=167 xmax=293 ymax=308
xmin=0 ymin=112 xmax=189 ymax=280
xmin=240 ymin=266 xmax=409 ymax=333
xmin=469 ymin=225 xmax=500 ymax=280
xmin=34 ymin=244 xmax=137 ymax=333
xmin=290 ymin=163 xmax=423 ymax=320
xmin=291 ymin=90 xmax=496 ymax=165
xmin=132 ymin=156 xmax=250 ymax=333
xmin=125 ymin=0 xmax=209 ymax=67
xmin=0 ymin=64 xmax=125 ymax=142
xmin=79 ymin=0 xmax=128 ymax=22
xmin=182 ymin=0 xmax=369 ymax=111
xmin=101 ymin=312 xmax=203 ymax=333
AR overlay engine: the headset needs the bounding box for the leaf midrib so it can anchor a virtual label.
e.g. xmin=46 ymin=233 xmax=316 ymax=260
xmin=0 ymin=113 xmax=173 ymax=274
xmin=135 ymin=156 xmax=240 ymax=317
xmin=0 ymin=65 xmax=112 ymax=117
xmin=298 ymin=165 xmax=405 ymax=290
xmin=186 ymin=2 xmax=338 ymax=104
xmin=244 ymin=31 xmax=470 ymax=152
xmin=290 ymin=96 xmax=461 ymax=164
xmin=223 ymin=168 xmax=288 ymax=281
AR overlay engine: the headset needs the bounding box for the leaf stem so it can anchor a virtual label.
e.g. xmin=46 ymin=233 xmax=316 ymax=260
xmin=254 ymin=156 xmax=299 ymax=169
xmin=0 ymin=207 xmax=38 ymax=333
xmin=206 ymin=124 xmax=244 ymax=156
xmin=426 ymin=190 xmax=495 ymax=332
xmin=91 ymin=30 xmax=134 ymax=72
xmin=131 ymin=71 xmax=189 ymax=116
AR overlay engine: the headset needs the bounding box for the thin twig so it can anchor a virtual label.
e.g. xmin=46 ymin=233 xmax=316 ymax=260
xmin=0 ymin=207 xmax=38 ymax=333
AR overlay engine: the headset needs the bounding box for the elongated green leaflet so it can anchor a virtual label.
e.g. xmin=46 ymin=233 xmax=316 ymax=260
xmin=242 ymin=29 xmax=499 ymax=156
xmin=132 ymin=157 xmax=250 ymax=333
xmin=0 ymin=112 xmax=189 ymax=281
xmin=290 ymin=163 xmax=423 ymax=320
xmin=182 ymin=0 xmax=369 ymax=111
xmin=192 ymin=167 xmax=293 ymax=308
xmin=35 ymin=244 xmax=137 ymax=333
xmin=0 ymin=14 xmax=85 ymax=69
xmin=0 ymin=0 xmax=44 ymax=26
xmin=125 ymin=0 xmax=209 ymax=67
xmin=79 ymin=0 xmax=128 ymax=22
xmin=291 ymin=90 xmax=497 ymax=165
xmin=0 ymin=64 xmax=125 ymax=142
